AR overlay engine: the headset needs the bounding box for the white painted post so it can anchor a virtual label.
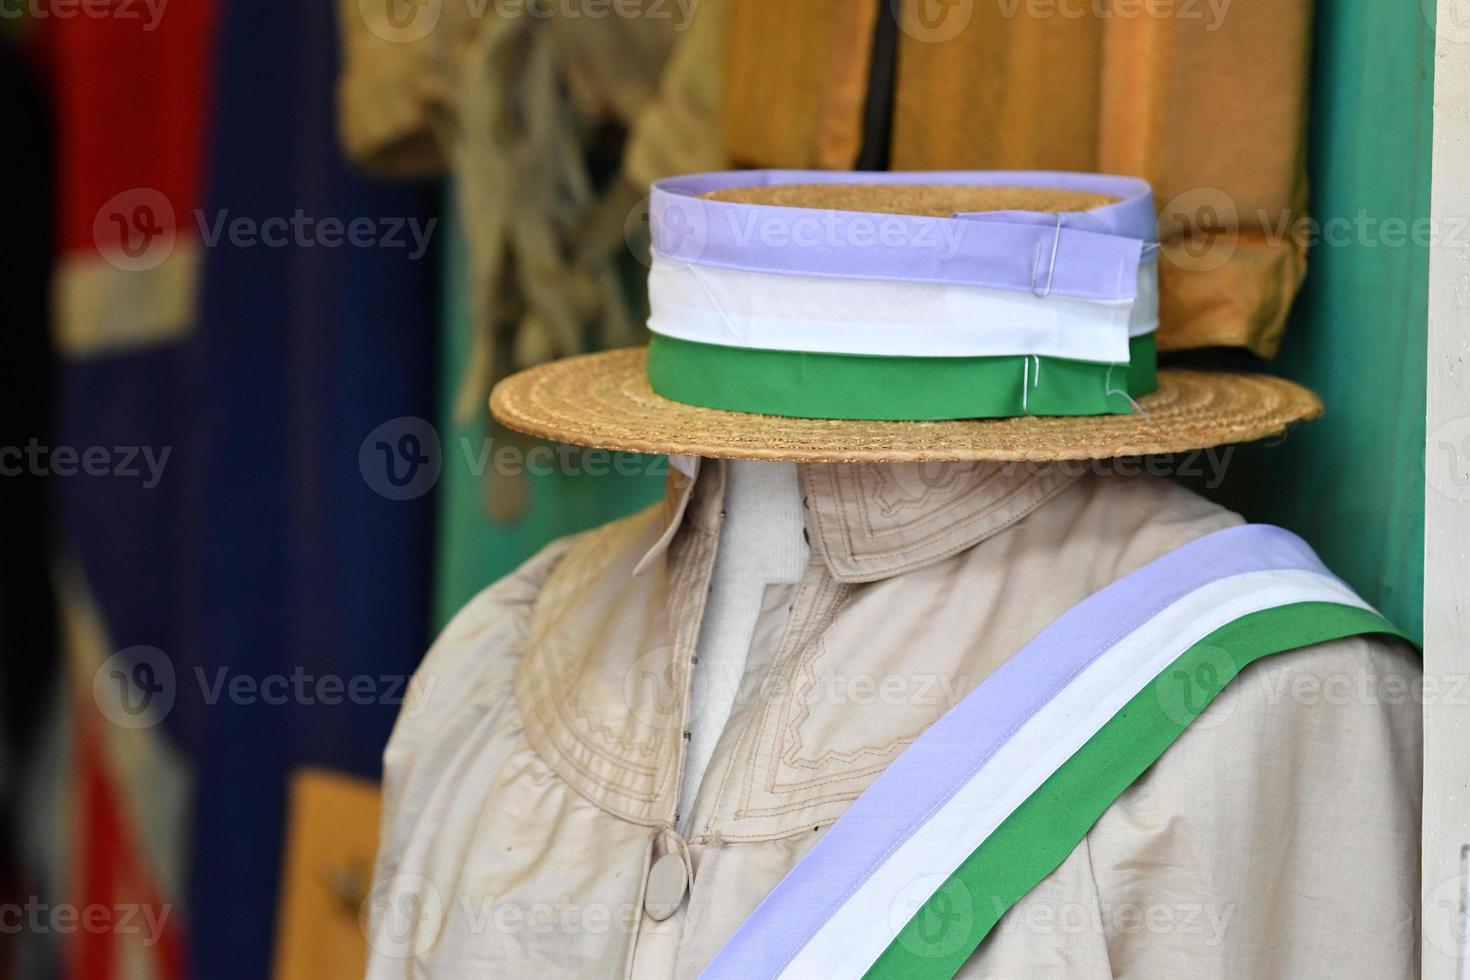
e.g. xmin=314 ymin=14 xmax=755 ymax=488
xmin=1426 ymin=2 xmax=1470 ymax=976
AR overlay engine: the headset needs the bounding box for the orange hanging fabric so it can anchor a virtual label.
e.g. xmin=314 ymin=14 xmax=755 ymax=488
xmin=721 ymin=0 xmax=1314 ymax=356
xmin=720 ymin=0 xmax=880 ymax=169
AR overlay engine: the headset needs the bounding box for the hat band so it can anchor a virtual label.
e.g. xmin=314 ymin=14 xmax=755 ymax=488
xmin=645 ymin=169 xmax=1159 ymax=421
xmin=646 ymin=333 xmax=1157 ymax=421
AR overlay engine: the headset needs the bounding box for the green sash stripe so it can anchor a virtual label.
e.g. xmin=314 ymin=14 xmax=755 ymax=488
xmin=865 ymin=601 xmax=1406 ymax=979
xmin=645 ymin=333 xmax=1158 ymax=421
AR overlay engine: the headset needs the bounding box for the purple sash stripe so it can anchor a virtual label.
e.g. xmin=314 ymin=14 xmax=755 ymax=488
xmin=700 ymin=524 xmax=1333 ymax=979
xmin=649 ymin=170 xmax=1156 ymax=303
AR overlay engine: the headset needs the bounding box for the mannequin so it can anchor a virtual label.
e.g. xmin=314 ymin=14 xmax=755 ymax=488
xmin=678 ymin=460 xmax=810 ymax=832
xmin=366 ymin=168 xmax=1420 ymax=977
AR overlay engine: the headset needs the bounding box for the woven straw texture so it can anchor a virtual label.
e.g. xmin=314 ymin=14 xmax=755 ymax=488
xmin=701 ymin=183 xmax=1115 ymax=216
xmin=490 ymin=348 xmax=1323 ymax=462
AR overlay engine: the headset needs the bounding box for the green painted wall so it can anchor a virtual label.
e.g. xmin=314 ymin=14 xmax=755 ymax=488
xmin=431 ymin=203 xmax=664 ymax=630
xmin=1202 ymin=1 xmax=1433 ymax=640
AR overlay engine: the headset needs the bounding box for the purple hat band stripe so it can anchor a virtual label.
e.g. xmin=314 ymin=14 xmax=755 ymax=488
xmin=649 ymin=170 xmax=1157 ymax=304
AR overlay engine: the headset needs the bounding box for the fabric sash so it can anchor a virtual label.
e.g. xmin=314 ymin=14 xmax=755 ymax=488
xmin=699 ymin=525 xmax=1406 ymax=979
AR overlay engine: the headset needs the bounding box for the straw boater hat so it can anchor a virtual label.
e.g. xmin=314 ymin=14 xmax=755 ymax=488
xmin=491 ymin=170 xmax=1320 ymax=462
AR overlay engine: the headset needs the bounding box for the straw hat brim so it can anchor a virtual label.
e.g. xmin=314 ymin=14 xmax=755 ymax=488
xmin=490 ymin=348 xmax=1323 ymax=462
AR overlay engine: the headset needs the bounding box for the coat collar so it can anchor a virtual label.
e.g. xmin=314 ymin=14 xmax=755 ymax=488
xmin=520 ymin=456 xmax=1082 ymax=828
xmin=636 ymin=458 xmax=1080 ymax=582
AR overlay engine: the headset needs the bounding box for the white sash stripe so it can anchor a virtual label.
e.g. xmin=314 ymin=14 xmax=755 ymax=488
xmin=778 ymin=569 xmax=1369 ymax=980
xmin=648 ymin=257 xmax=1158 ymax=362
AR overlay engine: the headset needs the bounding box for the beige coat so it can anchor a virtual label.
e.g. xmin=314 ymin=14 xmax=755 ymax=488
xmin=366 ymin=461 xmax=1420 ymax=978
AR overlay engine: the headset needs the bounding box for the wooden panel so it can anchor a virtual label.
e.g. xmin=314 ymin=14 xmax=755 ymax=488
xmin=272 ymin=769 xmax=381 ymax=980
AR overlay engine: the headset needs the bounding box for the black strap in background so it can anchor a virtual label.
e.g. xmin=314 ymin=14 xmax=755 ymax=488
xmin=855 ymin=0 xmax=900 ymax=171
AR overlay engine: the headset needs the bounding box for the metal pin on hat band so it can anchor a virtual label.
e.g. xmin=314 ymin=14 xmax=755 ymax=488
xmin=1032 ymin=213 xmax=1064 ymax=298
